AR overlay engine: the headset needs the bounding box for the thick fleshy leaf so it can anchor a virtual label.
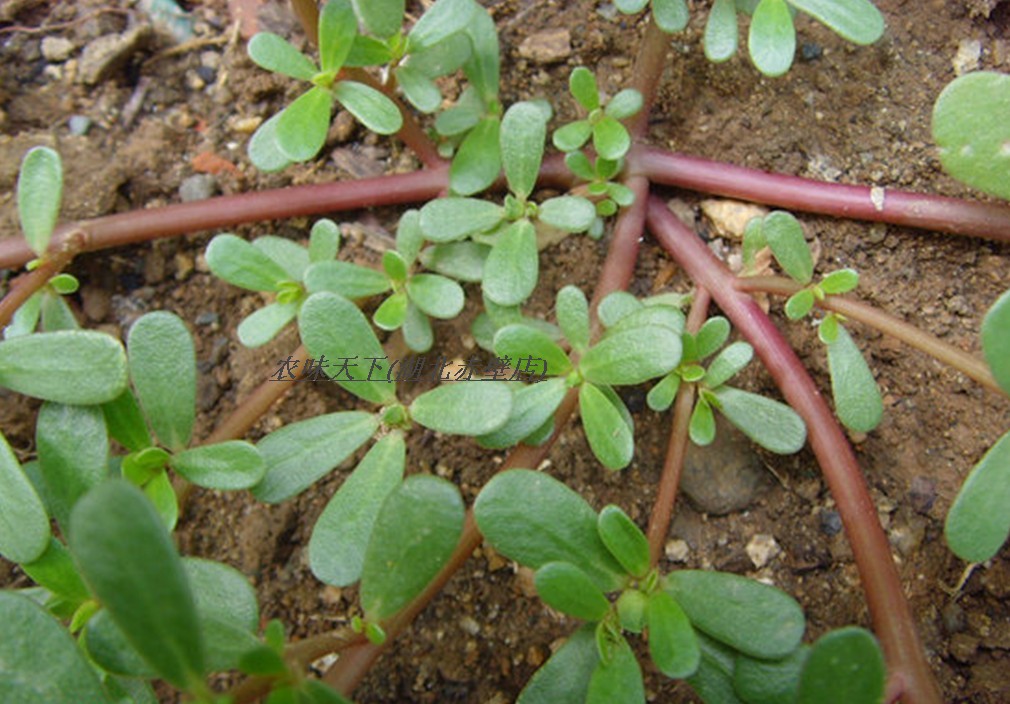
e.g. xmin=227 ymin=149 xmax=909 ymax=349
xmin=569 ymin=67 xmax=600 ymax=111
xmin=252 ymin=236 xmax=309 ymax=281
xmin=410 ymin=381 xmax=513 ymax=435
xmin=247 ymin=32 xmax=316 ymax=79
xmin=462 ymin=6 xmax=499 ymax=104
xmin=605 ymin=89 xmax=643 ymax=120
xmin=587 ymin=635 xmax=645 ymax=704
xmin=406 ymin=32 xmax=472 ymax=77
xmin=494 ymin=324 xmax=572 ymax=377
xmin=689 ymin=397 xmax=717 ymax=446
xmin=553 ymin=120 xmax=593 ymax=152
xmin=0 ymin=592 xmax=113 ymax=703
xmin=361 ymin=475 xmax=464 ymax=620
xmin=419 ymin=241 xmax=490 ymax=282
xmin=797 ymin=627 xmax=885 ymax=704
xmin=665 ymin=570 xmax=805 ymax=659
xmin=483 ymin=220 xmax=539 ymax=306
xmin=407 ymin=0 xmax=477 ymax=51
xmin=3 ymin=290 xmax=42 ymax=339
xmin=36 ymin=402 xmax=108 ymax=527
xmin=687 ymin=633 xmax=744 ymax=704
xmin=128 ymin=312 xmax=195 ymax=451
xmin=705 ymin=0 xmax=739 ymax=62
xmin=436 ymin=87 xmax=483 ymax=136
xmin=592 ymin=116 xmax=631 ymax=161
xmin=102 ymin=389 xmax=152 ymax=452
xmin=395 ymin=65 xmax=441 ymax=113
xmin=419 ymin=197 xmax=505 ymax=241
xmin=21 ymin=538 xmax=90 ymax=603
xmin=826 ymin=325 xmax=882 ymax=433
xmin=254 ymin=411 xmax=379 ymax=503
xmin=749 ymin=0 xmax=795 ymax=77
xmin=334 ymin=80 xmax=403 ymax=134
xmin=788 ymin=0 xmax=884 ymax=44
xmin=350 ymin=0 xmax=403 ymax=40
xmin=304 ymin=260 xmax=391 ymax=298
xmin=785 ymin=288 xmax=815 ymax=320
xmin=183 ymin=558 xmax=261 ymax=672
xmin=820 ymin=268 xmax=859 ymax=295
xmin=373 ymin=291 xmax=408 ymax=331
xmin=144 ymin=470 xmax=179 ymax=532
xmin=945 ymin=429 xmax=1010 ymax=562
xmin=318 ymin=0 xmax=357 ymax=72
xmin=248 ymin=113 xmax=294 ymax=173
xmin=82 ymin=609 xmax=156 ymax=678
xmin=614 ymin=0 xmax=649 ymax=12
xmin=597 ymin=505 xmax=649 ymax=578
xmin=310 ymin=219 xmax=341 ymax=262
xmin=692 ymin=316 xmax=731 ymax=361
xmin=982 ymin=288 xmax=1010 ymax=395
xmin=580 ymin=327 xmax=681 ymax=386
xmin=565 ymin=150 xmax=597 ymax=181
xmin=580 ymin=382 xmax=635 ymax=470
xmin=652 ymin=0 xmax=690 ymax=32
xmin=501 ymin=102 xmax=547 ymax=199
xmin=647 ymin=591 xmax=700 ymax=679
xmin=597 ymin=291 xmax=642 ymax=328
xmin=539 ymin=196 xmax=596 ymax=232
xmin=646 ymin=372 xmax=682 ymax=412
xmin=394 ymin=210 xmax=423 ymax=266
xmin=345 ymin=33 xmax=394 ymax=66
xmin=277 ymin=87 xmax=332 ymax=162
xmin=711 ymin=386 xmax=806 ymax=454
xmin=0 ymin=330 xmax=127 ymax=404
xmin=17 ymin=146 xmax=63 ymax=257
xmin=309 ymin=433 xmax=405 ymax=586
xmin=206 ymin=233 xmax=292 ymax=292
xmin=535 ymin=561 xmax=610 ymax=621
xmin=39 ymin=290 xmax=78 ymax=332
xmin=449 ymin=116 xmax=502 ymax=195
xmin=557 ymin=285 xmax=590 ymax=352
xmin=763 ymin=211 xmax=812 ymax=283
xmin=606 ymin=305 xmax=685 ymax=337
xmin=477 ymin=377 xmax=568 ymax=449
xmin=298 ymin=292 xmax=397 ymax=404
xmin=171 ymin=441 xmax=265 ymax=490
xmin=518 ymin=625 xmax=598 ymax=704
xmin=69 ymin=481 xmax=204 ymax=688
xmin=734 ymin=646 xmax=809 ymax=704
xmin=402 ymin=300 xmax=434 ymax=352
xmin=474 ymin=469 xmax=627 ymax=591
xmin=705 ymin=341 xmax=754 ymax=389
xmin=238 ymin=302 xmax=299 ymax=348
xmin=406 ymin=274 xmax=465 ymax=319
xmin=0 ymin=431 xmax=50 ymax=564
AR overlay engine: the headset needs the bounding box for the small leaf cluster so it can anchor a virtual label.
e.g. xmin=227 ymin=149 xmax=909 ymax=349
xmin=614 ymin=0 xmax=691 ymax=34
xmin=474 ymin=469 xmax=887 ymax=704
xmin=745 ymin=210 xmax=883 ymax=433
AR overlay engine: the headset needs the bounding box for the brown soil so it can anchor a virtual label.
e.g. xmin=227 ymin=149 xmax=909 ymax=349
xmin=2 ymin=1 xmax=1009 ymax=702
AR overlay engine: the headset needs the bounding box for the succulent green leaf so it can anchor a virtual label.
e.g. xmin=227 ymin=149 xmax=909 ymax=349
xmin=381 ymin=250 xmax=408 ymax=283
xmin=614 ymin=0 xmax=649 ymax=12
xmin=597 ymin=505 xmax=650 ymax=578
xmin=556 ymin=285 xmax=591 ymax=352
xmin=819 ymin=268 xmax=860 ymax=294
xmin=252 ymin=235 xmax=310 ymax=281
xmin=403 ymin=300 xmax=434 ymax=352
xmin=652 ymin=0 xmax=690 ymax=33
xmin=647 ymin=591 xmax=701 ymax=679
xmin=317 ymin=0 xmax=357 ymax=72
xmin=0 ymin=592 xmax=113 ymax=703
xmin=419 ymin=241 xmax=490 ymax=282
xmin=580 ymin=382 xmax=635 ymax=470
xmin=587 ymin=634 xmax=645 ymax=704
xmin=763 ymin=211 xmax=812 ymax=283
xmin=705 ymin=0 xmax=739 ymax=62
xmin=69 ymin=481 xmax=204 ymax=688
xmin=392 ymin=211 xmax=422 ymax=266
xmin=254 ymin=411 xmax=379 ymax=503
xmin=405 ymin=32 xmax=472 ymax=77
xmin=647 ymin=372 xmax=682 ymax=412
xmin=0 ymin=431 xmax=50 ymax=564
xmin=565 ymin=150 xmax=597 ymax=181
xmin=450 ymin=116 xmax=502 ymax=195
xmin=419 ymin=197 xmax=505 ymax=241
xmin=350 ymin=0 xmax=403 ymax=40
xmin=276 ymin=86 xmax=332 ymax=162
xmin=238 ymin=301 xmax=299 ymax=348
xmin=407 ymin=0 xmax=477 ymax=52
xmin=818 ymin=313 xmax=839 ymax=344
xmin=945 ymin=429 xmax=1010 ymax=562
xmin=593 ymin=116 xmax=631 ymax=161
xmin=48 ymin=273 xmax=78 ymax=295
xmin=597 ymin=291 xmax=642 ymax=328
xmin=666 ymin=570 xmax=805 ymax=659
xmin=477 ymin=377 xmax=568 ymax=449
xmin=825 ymin=325 xmax=882 ymax=433
xmin=483 ymin=220 xmax=539 ymax=306
xmin=17 ymin=145 xmax=63 ymax=257
xmin=309 ymin=432 xmax=405 ymax=586
xmin=539 ymin=196 xmax=597 ymax=232
xmin=373 ymin=291 xmax=408 ymax=331
xmin=569 ymin=67 xmax=600 ymax=111
xmin=785 ymin=289 xmax=816 ymax=320
xmin=580 ymin=327 xmax=681 ymax=386
xmin=688 ymin=316 xmax=728 ymax=361
xmin=734 ymin=645 xmax=809 ymax=704
xmin=82 ymin=609 xmax=156 ymax=678
xmin=749 ymin=0 xmax=796 ymax=77
xmin=605 ymin=89 xmax=643 ymax=120
xmin=39 ymin=290 xmax=78 ymax=332
xmin=128 ymin=312 xmax=195 ymax=451
xmin=689 ymin=397 xmax=717 ymax=446
xmin=982 ymin=287 xmax=1010 ymax=395
xmin=304 ymin=260 xmax=392 ymax=298
xmin=705 ymin=341 xmax=754 ymax=389
xmin=183 ymin=558 xmax=261 ymax=672
xmin=395 ymin=65 xmax=442 ymax=113
xmin=206 ymin=233 xmax=292 ymax=292
xmin=361 ymin=475 xmax=464 ymax=620
xmin=462 ymin=6 xmax=500 ymax=104
xmin=21 ymin=538 xmax=90 ymax=603
xmin=248 ymin=113 xmax=294 ymax=173
xmin=310 ymin=219 xmax=341 ymax=262
xmin=436 ymin=87 xmax=483 ymax=136
xmin=299 ymin=292 xmax=397 ymax=404
xmin=474 ymin=469 xmax=628 ymax=591
xmin=518 ymin=625 xmax=598 ymax=704
xmin=687 ymin=633 xmax=743 ymax=704
xmin=406 ymin=273 xmax=465 ymax=319
xmin=3 ymin=291 xmax=42 ymax=339
xmin=742 ymin=215 xmax=768 ymax=268
xmin=248 ymin=32 xmax=317 ymax=80
xmin=711 ymin=385 xmax=806 ymax=454
xmin=606 ymin=305 xmax=685 ymax=336
xmin=797 ymin=627 xmax=885 ymax=704
xmin=410 ymin=381 xmax=513 ymax=435
xmin=0 ymin=330 xmax=127 ymax=405
xmin=553 ymin=120 xmax=593 ymax=153
xmin=143 ymin=470 xmax=179 ymax=531
xmin=607 ymin=182 xmax=635 ymax=207
xmin=617 ymin=589 xmax=648 ymax=634
xmin=494 ymin=323 xmax=573 ymax=377
xmin=333 ymin=80 xmax=402 ymax=134
xmin=535 ymin=561 xmax=611 ymax=621
xmin=501 ymin=102 xmax=547 ymax=200
xmin=36 ymin=402 xmax=108 ymax=527
xmin=787 ymin=0 xmax=884 ymax=45
xmin=344 ymin=34 xmax=394 ymax=66
xmin=170 ymin=441 xmax=265 ymax=490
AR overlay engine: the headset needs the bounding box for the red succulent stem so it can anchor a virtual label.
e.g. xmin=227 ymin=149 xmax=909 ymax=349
xmin=646 ymin=197 xmax=941 ymax=704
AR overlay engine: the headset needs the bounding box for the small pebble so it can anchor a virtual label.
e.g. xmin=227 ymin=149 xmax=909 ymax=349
xmin=942 ymin=601 xmax=966 ymax=634
xmin=953 ymin=38 xmax=982 ymax=76
xmin=700 ymin=199 xmax=767 ymax=240
xmin=79 ymin=25 xmax=153 ymax=85
xmin=800 ymin=42 xmax=822 ymax=61
xmin=195 ymin=311 xmax=219 ymax=327
xmin=195 ymin=65 xmax=216 ymax=84
xmin=518 ymin=28 xmax=572 ymax=64
xmin=908 ymin=476 xmax=936 ymax=514
xmin=179 ymin=173 xmax=217 ymax=202
xmin=819 ymin=508 xmax=843 ymax=536
xmin=664 ymin=539 xmax=690 ymax=563
xmin=41 ymin=36 xmax=75 ymax=62
xmin=745 ymin=533 xmax=781 ymax=569
xmin=174 ymin=252 xmax=194 ymax=280
xmin=68 ymin=115 xmax=92 ymax=135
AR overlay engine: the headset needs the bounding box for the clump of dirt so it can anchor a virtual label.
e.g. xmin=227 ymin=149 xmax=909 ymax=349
xmin=1 ymin=1 xmax=1009 ymax=702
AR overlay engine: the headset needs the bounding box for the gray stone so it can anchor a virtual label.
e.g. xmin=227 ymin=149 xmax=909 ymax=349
xmin=41 ymin=36 xmax=75 ymax=62
xmin=179 ymin=174 xmax=217 ymax=202
xmin=68 ymin=115 xmax=92 ymax=136
xmin=79 ymin=25 xmax=153 ymax=85
xmin=680 ymin=419 xmax=769 ymax=515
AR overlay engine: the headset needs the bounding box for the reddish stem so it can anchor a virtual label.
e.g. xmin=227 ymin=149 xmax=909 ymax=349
xmin=0 ymin=230 xmax=86 ymax=329
xmin=646 ymin=197 xmax=941 ymax=704
xmin=635 ymin=148 xmax=1010 ymax=242
xmin=626 ymin=18 xmax=670 ymax=140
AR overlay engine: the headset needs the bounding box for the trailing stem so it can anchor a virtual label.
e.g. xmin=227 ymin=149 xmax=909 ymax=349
xmin=646 ymin=197 xmax=942 ymax=704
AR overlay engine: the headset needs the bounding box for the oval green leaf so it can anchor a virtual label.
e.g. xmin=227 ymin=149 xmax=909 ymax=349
xmin=419 ymin=196 xmax=505 ymax=242
xmin=647 ymin=590 xmax=701 ymax=679
xmin=449 ymin=116 xmax=502 ymax=196
xmin=693 ymin=315 xmax=731 ymax=361
xmin=605 ymin=89 xmax=643 ymax=120
xmin=797 ymin=627 xmax=885 ymax=704
xmin=652 ymin=0 xmax=690 ymax=33
xmin=247 ymin=112 xmax=294 ymax=173
xmin=395 ymin=65 xmax=442 ymax=113
xmin=128 ymin=311 xmax=195 ymax=451
xmin=0 ymin=430 xmax=50 ymax=564
xmin=705 ymin=340 xmax=754 ymax=389
xmin=419 ymin=241 xmax=490 ymax=282
xmin=705 ymin=0 xmax=739 ymax=62
xmin=36 ymin=402 xmax=108 ymax=527
xmin=304 ymin=260 xmax=391 ymax=298
xmin=102 ymin=389 xmax=152 ymax=453
xmin=712 ymin=385 xmax=806 ymax=454
xmin=982 ymin=287 xmax=1010 ymax=395
xmin=592 ymin=115 xmax=631 ymax=161
xmin=170 ymin=441 xmax=265 ymax=490
xmin=477 ymin=377 xmax=568 ymax=449
xmin=569 ymin=67 xmax=600 ymax=111
xmin=501 ymin=102 xmax=547 ymax=200
xmin=945 ymin=429 xmax=1010 ymax=563
xmin=539 ymin=196 xmax=597 ymax=233
xmin=580 ymin=382 xmax=635 ymax=471
xmin=597 ymin=504 xmax=650 ymax=578
xmin=557 ymin=285 xmax=591 ymax=352
xmin=580 ymin=327 xmax=682 ymax=386
xmin=820 ymin=268 xmax=860 ymax=295
xmin=351 ymin=0 xmax=403 ymax=39
xmin=317 ymin=0 xmax=357 ymax=72
xmin=763 ymin=211 xmax=812 ymax=284
xmin=787 ymin=0 xmax=884 ymax=45
xmin=406 ymin=273 xmax=465 ymax=319
xmin=334 ymin=80 xmax=403 ymax=135
xmin=586 ymin=634 xmax=645 ymax=704
xmin=553 ymin=120 xmax=593 ymax=153
xmin=410 ymin=380 xmax=513 ymax=435
xmin=734 ymin=645 xmax=809 ymax=704
xmin=826 ymin=325 xmax=882 ymax=433
xmin=276 ymin=86 xmax=332 ymax=162
xmin=206 ymin=233 xmax=291 ymax=292
xmin=518 ymin=624 xmax=598 ymax=704
xmin=17 ymin=146 xmax=63 ymax=257
xmin=494 ymin=323 xmax=573 ymax=377
xmin=373 ymin=291 xmax=408 ymax=331
xmin=535 ymin=561 xmax=611 ymax=621
xmin=247 ymin=32 xmax=317 ymax=80
xmin=483 ymin=220 xmax=539 ymax=306
xmin=749 ymin=0 xmax=796 ymax=78
xmin=237 ymin=301 xmax=299 ymax=348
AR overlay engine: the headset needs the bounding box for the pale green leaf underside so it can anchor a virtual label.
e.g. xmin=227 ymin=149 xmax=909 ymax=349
xmin=945 ymin=429 xmax=1010 ymax=563
xmin=17 ymin=146 xmax=63 ymax=257
xmin=826 ymin=326 xmax=883 ymax=433
xmin=128 ymin=311 xmax=195 ymax=451
xmin=0 ymin=430 xmax=50 ymax=564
